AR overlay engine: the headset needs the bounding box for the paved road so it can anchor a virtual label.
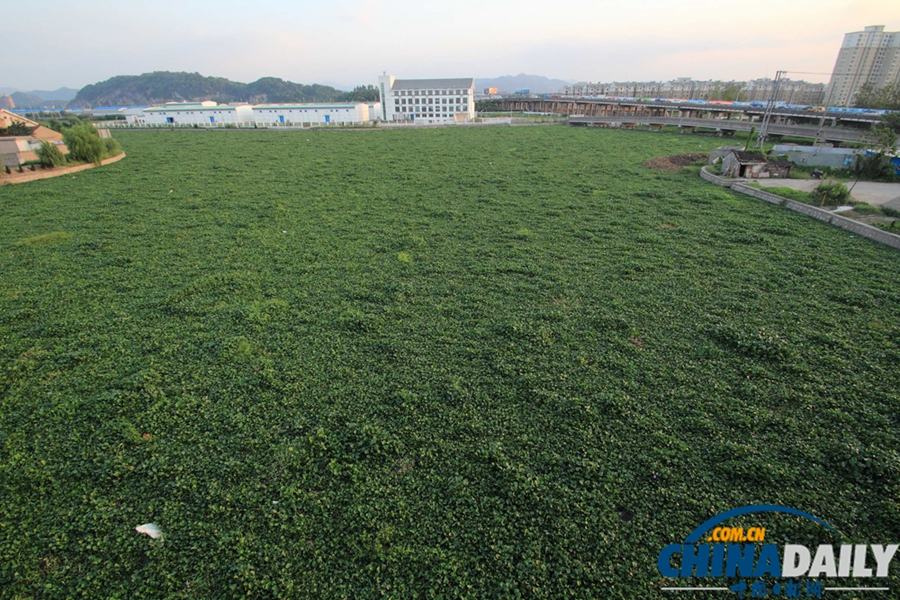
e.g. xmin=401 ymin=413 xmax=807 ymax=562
xmin=754 ymin=179 xmax=900 ymax=206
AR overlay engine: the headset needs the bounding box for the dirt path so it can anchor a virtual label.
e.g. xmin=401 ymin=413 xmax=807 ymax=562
xmin=754 ymin=178 xmax=900 ymax=206
xmin=0 ymin=153 xmax=126 ymax=186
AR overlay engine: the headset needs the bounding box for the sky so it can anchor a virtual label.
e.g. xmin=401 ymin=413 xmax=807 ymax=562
xmin=4 ymin=0 xmax=900 ymax=92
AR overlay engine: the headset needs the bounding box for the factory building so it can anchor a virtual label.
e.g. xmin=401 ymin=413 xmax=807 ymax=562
xmin=251 ymin=103 xmax=371 ymax=125
xmin=377 ymin=75 xmax=475 ymax=124
xmin=143 ymin=102 xmax=255 ymax=126
xmin=140 ymin=101 xmax=378 ymax=127
xmin=825 ymin=25 xmax=900 ymax=107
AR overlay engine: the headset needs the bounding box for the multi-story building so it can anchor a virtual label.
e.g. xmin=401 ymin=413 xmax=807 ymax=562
xmin=377 ymin=75 xmax=475 ymax=124
xmin=825 ymin=25 xmax=900 ymax=106
xmin=564 ymin=78 xmax=825 ymax=104
xmin=743 ymin=79 xmax=825 ymax=105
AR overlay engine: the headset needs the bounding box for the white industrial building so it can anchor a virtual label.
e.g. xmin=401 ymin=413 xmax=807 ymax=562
xmin=143 ymin=101 xmax=255 ymax=126
xmin=377 ymin=75 xmax=475 ymax=124
xmin=252 ymin=103 xmax=372 ymax=125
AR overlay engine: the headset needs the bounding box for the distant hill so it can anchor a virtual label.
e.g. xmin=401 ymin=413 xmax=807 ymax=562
xmin=28 ymin=87 xmax=79 ymax=102
xmin=10 ymin=91 xmax=46 ymax=108
xmin=475 ymin=74 xmax=573 ymax=94
xmin=0 ymin=87 xmax=79 ymax=107
xmin=72 ymin=72 xmax=352 ymax=107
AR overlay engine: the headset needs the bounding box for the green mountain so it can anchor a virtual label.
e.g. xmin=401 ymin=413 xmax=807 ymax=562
xmin=10 ymin=91 xmax=46 ymax=108
xmin=71 ymin=72 xmax=372 ymax=107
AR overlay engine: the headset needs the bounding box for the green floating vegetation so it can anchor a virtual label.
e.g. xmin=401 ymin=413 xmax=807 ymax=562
xmin=13 ymin=231 xmax=72 ymax=246
xmin=1 ymin=127 xmax=899 ymax=599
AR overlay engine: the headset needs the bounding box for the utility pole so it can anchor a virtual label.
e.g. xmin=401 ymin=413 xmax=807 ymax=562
xmin=756 ymin=70 xmax=785 ymax=149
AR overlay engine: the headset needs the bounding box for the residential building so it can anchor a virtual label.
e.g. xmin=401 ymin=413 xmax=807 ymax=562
xmin=825 ymin=25 xmax=900 ymax=106
xmin=564 ymin=78 xmax=824 ymax=104
xmin=377 ymin=75 xmax=475 ymax=124
xmin=0 ymin=109 xmax=68 ymax=167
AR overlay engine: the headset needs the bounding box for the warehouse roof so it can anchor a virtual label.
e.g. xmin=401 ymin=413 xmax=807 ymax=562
xmin=252 ymin=104 xmax=361 ymax=110
xmin=145 ymin=105 xmax=241 ymax=112
xmin=391 ymin=78 xmax=474 ymax=91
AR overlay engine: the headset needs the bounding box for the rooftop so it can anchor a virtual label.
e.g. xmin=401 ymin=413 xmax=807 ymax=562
xmin=145 ymin=106 xmax=240 ymax=112
xmin=252 ymin=103 xmax=361 ymax=110
xmin=391 ymin=78 xmax=474 ymax=91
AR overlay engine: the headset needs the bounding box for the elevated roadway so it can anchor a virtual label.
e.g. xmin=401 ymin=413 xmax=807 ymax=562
xmin=495 ymin=97 xmax=880 ymax=144
xmin=567 ymin=115 xmax=869 ymax=144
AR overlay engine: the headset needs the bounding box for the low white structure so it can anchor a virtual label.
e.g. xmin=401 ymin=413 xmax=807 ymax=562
xmin=143 ymin=102 xmax=254 ymax=126
xmin=377 ymin=75 xmax=475 ymax=124
xmin=367 ymin=102 xmax=382 ymax=122
xmin=251 ymin=103 xmax=370 ymax=126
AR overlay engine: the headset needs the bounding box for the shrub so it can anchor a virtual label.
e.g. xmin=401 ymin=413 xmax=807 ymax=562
xmin=848 ymin=202 xmax=881 ymax=215
xmin=36 ymin=141 xmax=66 ymax=167
xmin=754 ymin=186 xmax=811 ymax=204
xmin=63 ymin=123 xmax=104 ymax=165
xmin=809 ymin=181 xmax=850 ymax=206
xmin=103 ymin=138 xmax=122 ymax=158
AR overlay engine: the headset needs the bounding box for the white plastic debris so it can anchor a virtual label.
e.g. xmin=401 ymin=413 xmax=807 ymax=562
xmin=135 ymin=523 xmax=162 ymax=539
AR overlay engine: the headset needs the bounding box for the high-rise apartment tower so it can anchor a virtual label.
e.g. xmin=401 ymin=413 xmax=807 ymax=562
xmin=824 ymin=25 xmax=900 ymax=106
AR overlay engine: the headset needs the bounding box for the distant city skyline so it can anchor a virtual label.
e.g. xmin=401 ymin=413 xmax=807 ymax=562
xmin=4 ymin=0 xmax=899 ymax=91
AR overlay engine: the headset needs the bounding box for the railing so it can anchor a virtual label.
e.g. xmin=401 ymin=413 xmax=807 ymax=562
xmin=569 ymin=116 xmax=868 ymax=143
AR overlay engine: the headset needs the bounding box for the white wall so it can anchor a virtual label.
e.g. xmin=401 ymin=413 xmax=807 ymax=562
xmin=143 ymin=105 xmax=253 ymax=126
xmin=252 ymin=104 xmax=369 ymax=125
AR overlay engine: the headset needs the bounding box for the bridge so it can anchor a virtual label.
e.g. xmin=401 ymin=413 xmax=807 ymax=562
xmin=495 ymin=98 xmax=879 ymax=145
xmin=567 ymin=116 xmax=869 ymax=144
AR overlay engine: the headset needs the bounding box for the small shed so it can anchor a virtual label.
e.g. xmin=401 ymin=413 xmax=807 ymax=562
xmin=722 ymin=151 xmax=768 ymax=178
xmin=764 ymin=158 xmax=793 ymax=179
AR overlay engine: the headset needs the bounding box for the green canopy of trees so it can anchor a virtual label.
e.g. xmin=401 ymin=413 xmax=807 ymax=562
xmin=71 ymin=72 xmax=379 ymax=107
xmin=0 ymin=122 xmax=34 ymax=137
xmin=36 ymin=141 xmax=66 ymax=167
xmin=343 ymin=85 xmax=379 ymax=102
xmin=62 ymin=124 xmax=104 ymax=165
xmin=854 ymin=82 xmax=900 ymax=110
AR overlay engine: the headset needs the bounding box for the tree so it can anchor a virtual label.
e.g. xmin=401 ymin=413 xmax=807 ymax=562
xmin=36 ymin=141 xmax=66 ymax=167
xmin=709 ymin=83 xmax=744 ymax=102
xmin=62 ymin=123 xmax=104 ymax=165
xmin=881 ymin=111 xmax=900 ymax=136
xmin=854 ymin=82 xmax=900 ymax=110
xmin=103 ymin=137 xmax=122 ymax=158
xmin=343 ymin=85 xmax=379 ymax=102
xmin=853 ymin=111 xmax=900 ymax=182
xmin=744 ymin=126 xmax=756 ymax=151
xmin=0 ymin=121 xmax=34 ymax=136
xmin=810 ymin=181 xmax=850 ymax=207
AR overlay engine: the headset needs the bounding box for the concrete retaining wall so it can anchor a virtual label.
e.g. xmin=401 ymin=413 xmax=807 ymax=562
xmin=700 ymin=167 xmax=900 ymax=250
xmin=700 ymin=166 xmax=741 ymax=188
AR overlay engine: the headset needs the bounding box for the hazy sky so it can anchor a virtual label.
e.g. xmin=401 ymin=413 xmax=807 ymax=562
xmin=5 ymin=0 xmax=900 ymax=91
